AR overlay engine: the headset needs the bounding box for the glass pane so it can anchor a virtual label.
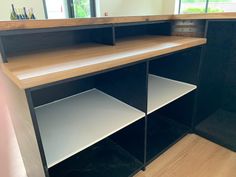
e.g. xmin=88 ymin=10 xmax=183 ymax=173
xmin=73 ymin=0 xmax=91 ymax=18
xmin=45 ymin=0 xmax=69 ymax=19
xmin=180 ymin=0 xmax=207 ymax=14
xmin=208 ymin=0 xmax=236 ymax=13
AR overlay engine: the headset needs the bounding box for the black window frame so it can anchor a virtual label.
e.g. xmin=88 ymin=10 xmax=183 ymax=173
xmin=43 ymin=0 xmax=96 ymax=19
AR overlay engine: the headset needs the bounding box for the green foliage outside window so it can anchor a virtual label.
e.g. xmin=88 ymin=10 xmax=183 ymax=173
xmin=183 ymin=7 xmax=224 ymax=13
xmin=182 ymin=0 xmax=233 ymax=2
xmin=73 ymin=0 xmax=91 ymax=18
xmin=181 ymin=0 xmax=235 ymax=13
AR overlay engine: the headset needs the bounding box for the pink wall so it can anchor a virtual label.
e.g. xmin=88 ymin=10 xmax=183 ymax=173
xmin=0 ymin=84 xmax=27 ymax=177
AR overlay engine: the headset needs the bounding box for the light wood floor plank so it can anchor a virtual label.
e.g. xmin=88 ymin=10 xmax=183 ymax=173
xmin=135 ymin=134 xmax=236 ymax=177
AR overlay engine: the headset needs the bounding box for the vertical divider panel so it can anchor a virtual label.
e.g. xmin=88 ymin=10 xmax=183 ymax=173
xmin=144 ymin=61 xmax=149 ymax=168
xmin=95 ymin=62 xmax=149 ymax=165
xmin=146 ymin=46 xmax=203 ymax=163
xmin=0 ymin=37 xmax=7 ymax=62
xmin=25 ymin=90 xmax=50 ymax=177
xmin=91 ymin=25 xmax=116 ymax=45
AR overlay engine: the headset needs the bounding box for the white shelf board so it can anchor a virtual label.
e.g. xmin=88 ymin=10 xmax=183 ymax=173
xmin=148 ymin=75 xmax=197 ymax=114
xmin=35 ymin=89 xmax=145 ymax=168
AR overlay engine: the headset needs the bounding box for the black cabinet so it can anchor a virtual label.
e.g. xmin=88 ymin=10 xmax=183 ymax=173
xmin=195 ymin=20 xmax=236 ymax=152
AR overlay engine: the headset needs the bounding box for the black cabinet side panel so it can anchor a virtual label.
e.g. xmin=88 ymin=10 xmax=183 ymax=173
xmin=221 ymin=23 xmax=236 ymax=112
xmin=195 ymin=21 xmax=233 ymax=125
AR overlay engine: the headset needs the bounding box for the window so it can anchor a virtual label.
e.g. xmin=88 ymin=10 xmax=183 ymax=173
xmin=44 ymin=0 xmax=96 ymax=19
xmin=179 ymin=0 xmax=236 ymax=14
xmin=180 ymin=0 xmax=207 ymax=14
xmin=208 ymin=0 xmax=236 ymax=13
xmin=68 ymin=0 xmax=96 ymax=18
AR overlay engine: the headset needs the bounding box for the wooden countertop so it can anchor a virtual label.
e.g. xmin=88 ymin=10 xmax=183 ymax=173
xmin=0 ymin=15 xmax=172 ymax=32
xmin=1 ymin=13 xmax=236 ymax=32
xmin=172 ymin=12 xmax=236 ymax=20
xmin=1 ymin=35 xmax=206 ymax=89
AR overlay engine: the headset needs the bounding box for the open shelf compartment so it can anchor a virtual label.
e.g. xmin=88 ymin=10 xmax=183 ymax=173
xmin=147 ymin=112 xmax=189 ymax=163
xmin=146 ymin=90 xmax=195 ymax=163
xmin=146 ymin=77 xmax=195 ymax=162
xmin=35 ymin=88 xmax=145 ymax=168
xmin=1 ymin=25 xmax=114 ymax=61
xmin=49 ymin=137 xmax=143 ymax=177
xmin=146 ymin=46 xmax=202 ymax=163
xmin=148 ymin=74 xmax=197 ymax=114
xmin=114 ymin=21 xmax=171 ymax=40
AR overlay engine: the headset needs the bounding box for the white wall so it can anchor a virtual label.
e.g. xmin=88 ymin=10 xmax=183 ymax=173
xmin=97 ymin=0 xmax=164 ymax=17
xmin=45 ymin=0 xmax=69 ymax=19
xmin=162 ymin=0 xmax=178 ymax=14
xmin=0 ymin=0 xmax=177 ymax=21
xmin=0 ymin=0 xmax=45 ymax=21
xmin=0 ymin=72 xmax=27 ymax=177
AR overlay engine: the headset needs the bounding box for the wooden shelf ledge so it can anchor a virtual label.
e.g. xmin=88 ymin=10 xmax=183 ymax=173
xmin=1 ymin=35 xmax=206 ymax=89
xmin=0 ymin=15 xmax=172 ymax=32
xmin=1 ymin=13 xmax=236 ymax=32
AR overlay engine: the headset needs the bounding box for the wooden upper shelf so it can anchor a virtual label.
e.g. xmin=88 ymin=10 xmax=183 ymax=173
xmin=1 ymin=35 xmax=206 ymax=89
xmin=0 ymin=15 xmax=172 ymax=32
xmin=1 ymin=13 xmax=236 ymax=32
xmin=172 ymin=12 xmax=236 ymax=20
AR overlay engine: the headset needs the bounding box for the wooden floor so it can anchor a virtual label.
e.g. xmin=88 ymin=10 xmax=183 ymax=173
xmin=135 ymin=134 xmax=236 ymax=177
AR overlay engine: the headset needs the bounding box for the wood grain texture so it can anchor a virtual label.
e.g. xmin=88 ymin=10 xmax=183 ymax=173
xmin=1 ymin=13 xmax=236 ymax=32
xmin=0 ymin=69 xmax=46 ymax=177
xmin=0 ymin=15 xmax=172 ymax=32
xmin=1 ymin=35 xmax=206 ymax=89
xmin=172 ymin=12 xmax=236 ymax=20
xmin=135 ymin=134 xmax=236 ymax=177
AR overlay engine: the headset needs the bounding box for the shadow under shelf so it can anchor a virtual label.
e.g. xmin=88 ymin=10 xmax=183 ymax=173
xmin=195 ymin=108 xmax=236 ymax=152
xmin=49 ymin=138 xmax=143 ymax=177
xmin=147 ymin=113 xmax=190 ymax=163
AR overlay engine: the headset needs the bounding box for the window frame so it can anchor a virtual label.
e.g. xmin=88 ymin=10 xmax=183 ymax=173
xmin=178 ymin=0 xmax=213 ymax=14
xmin=43 ymin=0 xmax=96 ymax=19
xmin=67 ymin=0 xmax=96 ymax=18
